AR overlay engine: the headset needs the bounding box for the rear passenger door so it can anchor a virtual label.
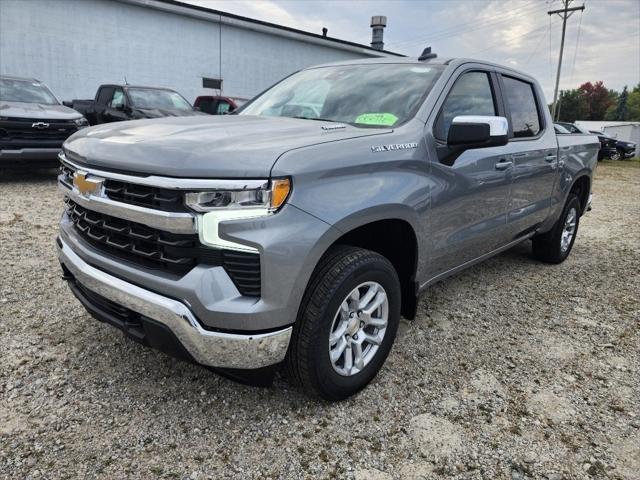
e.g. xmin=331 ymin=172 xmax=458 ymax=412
xmin=498 ymin=74 xmax=558 ymax=238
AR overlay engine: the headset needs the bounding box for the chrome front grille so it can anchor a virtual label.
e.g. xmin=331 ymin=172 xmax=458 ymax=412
xmin=59 ymin=160 xmax=262 ymax=296
xmin=65 ymin=197 xmax=201 ymax=271
xmin=103 ymin=179 xmax=188 ymax=212
xmin=0 ymin=118 xmax=77 ymax=148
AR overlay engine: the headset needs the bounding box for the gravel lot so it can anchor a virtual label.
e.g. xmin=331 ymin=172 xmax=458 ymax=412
xmin=1 ymin=161 xmax=638 ymax=480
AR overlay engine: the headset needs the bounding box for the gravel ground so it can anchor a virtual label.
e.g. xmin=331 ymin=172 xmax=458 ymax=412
xmin=1 ymin=161 xmax=638 ymax=480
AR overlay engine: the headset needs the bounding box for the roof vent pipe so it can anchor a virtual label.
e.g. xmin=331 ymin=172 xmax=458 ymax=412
xmin=370 ymin=16 xmax=387 ymax=50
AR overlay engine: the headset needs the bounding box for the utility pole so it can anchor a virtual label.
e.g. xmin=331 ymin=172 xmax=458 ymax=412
xmin=548 ymin=0 xmax=585 ymax=121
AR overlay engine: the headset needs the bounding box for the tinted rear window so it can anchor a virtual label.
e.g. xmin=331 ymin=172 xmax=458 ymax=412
xmin=502 ymin=76 xmax=542 ymax=138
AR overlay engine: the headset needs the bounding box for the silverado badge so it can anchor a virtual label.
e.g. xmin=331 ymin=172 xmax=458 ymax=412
xmin=371 ymin=142 xmax=418 ymax=153
xmin=73 ymin=171 xmax=103 ymax=197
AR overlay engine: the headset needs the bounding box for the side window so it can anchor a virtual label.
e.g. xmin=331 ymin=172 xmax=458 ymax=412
xmin=110 ymin=88 xmax=125 ymax=109
xmin=216 ymin=101 xmax=231 ymax=114
xmin=197 ymin=98 xmax=215 ymax=114
xmin=96 ymin=87 xmax=114 ymax=106
xmin=502 ymin=76 xmax=541 ymax=138
xmin=434 ymin=71 xmax=496 ymax=140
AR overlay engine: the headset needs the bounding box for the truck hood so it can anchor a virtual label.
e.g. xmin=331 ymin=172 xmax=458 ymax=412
xmin=63 ymin=115 xmax=393 ymax=177
xmin=0 ymin=101 xmax=83 ymax=120
xmin=131 ymin=107 xmax=207 ymax=119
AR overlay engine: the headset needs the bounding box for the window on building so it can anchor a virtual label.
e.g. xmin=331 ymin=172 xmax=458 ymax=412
xmin=502 ymin=76 xmax=542 ymax=138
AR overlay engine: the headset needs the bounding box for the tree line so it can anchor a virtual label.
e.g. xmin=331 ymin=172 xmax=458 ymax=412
xmin=552 ymin=82 xmax=640 ymax=123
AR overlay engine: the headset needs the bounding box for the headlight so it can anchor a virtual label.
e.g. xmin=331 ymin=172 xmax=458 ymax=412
xmin=189 ymin=178 xmax=292 ymax=252
xmin=74 ymin=117 xmax=89 ymax=129
xmin=185 ymin=178 xmax=291 ymax=213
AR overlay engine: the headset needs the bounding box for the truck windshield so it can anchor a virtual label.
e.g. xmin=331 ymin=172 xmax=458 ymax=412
xmin=127 ymin=88 xmax=193 ymax=111
xmin=0 ymin=78 xmax=59 ymax=105
xmin=240 ymin=63 xmax=444 ymax=127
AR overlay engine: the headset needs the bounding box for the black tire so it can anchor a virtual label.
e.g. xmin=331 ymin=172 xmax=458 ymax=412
xmin=284 ymin=245 xmax=401 ymax=401
xmin=532 ymin=194 xmax=581 ymax=264
xmin=610 ymin=149 xmax=622 ymax=161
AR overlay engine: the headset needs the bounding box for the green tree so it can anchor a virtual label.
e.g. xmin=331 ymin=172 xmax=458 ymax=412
xmin=606 ymin=86 xmax=629 ymax=121
xmin=556 ymin=88 xmax=587 ymax=122
xmin=605 ymin=88 xmax=620 ymax=120
xmin=627 ymin=83 xmax=640 ymax=121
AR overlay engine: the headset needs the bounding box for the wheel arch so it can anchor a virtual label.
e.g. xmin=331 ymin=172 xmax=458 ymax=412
xmin=568 ymin=174 xmax=591 ymax=214
xmin=313 ymin=212 xmax=421 ymax=320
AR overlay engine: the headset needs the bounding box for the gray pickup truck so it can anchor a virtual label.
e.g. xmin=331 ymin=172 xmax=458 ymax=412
xmin=57 ymin=56 xmax=598 ymax=400
xmin=0 ymin=75 xmax=89 ymax=167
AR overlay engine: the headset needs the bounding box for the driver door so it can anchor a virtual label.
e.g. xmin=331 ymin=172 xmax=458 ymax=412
xmin=427 ymin=70 xmax=513 ymax=277
xmin=102 ymin=88 xmax=130 ymax=123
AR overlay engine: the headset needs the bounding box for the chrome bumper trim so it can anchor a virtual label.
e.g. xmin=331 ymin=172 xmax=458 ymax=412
xmin=59 ymin=153 xmax=269 ymax=191
xmin=58 ymin=181 xmax=197 ymax=234
xmin=57 ymin=238 xmax=291 ymax=369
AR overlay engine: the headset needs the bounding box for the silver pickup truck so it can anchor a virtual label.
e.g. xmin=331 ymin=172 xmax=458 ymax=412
xmin=57 ymin=57 xmax=598 ymax=400
xmin=0 ymin=75 xmax=89 ymax=167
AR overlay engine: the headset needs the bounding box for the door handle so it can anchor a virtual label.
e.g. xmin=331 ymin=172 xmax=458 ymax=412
xmin=545 ymin=154 xmax=557 ymax=162
xmin=495 ymin=159 xmax=513 ymax=170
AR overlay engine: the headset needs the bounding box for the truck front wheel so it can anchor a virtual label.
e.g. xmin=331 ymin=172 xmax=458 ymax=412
xmin=532 ymin=194 xmax=581 ymax=264
xmin=285 ymin=246 xmax=401 ymax=401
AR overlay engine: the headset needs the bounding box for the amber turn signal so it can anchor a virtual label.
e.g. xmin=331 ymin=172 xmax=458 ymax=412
xmin=270 ymin=178 xmax=291 ymax=210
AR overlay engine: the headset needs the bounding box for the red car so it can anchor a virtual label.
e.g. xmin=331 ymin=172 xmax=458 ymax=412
xmin=193 ymin=95 xmax=245 ymax=115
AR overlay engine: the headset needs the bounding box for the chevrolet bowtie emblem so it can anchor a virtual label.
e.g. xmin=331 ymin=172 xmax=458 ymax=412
xmin=73 ymin=171 xmax=103 ymax=197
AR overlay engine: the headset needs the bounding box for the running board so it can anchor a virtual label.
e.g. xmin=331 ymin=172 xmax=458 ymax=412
xmin=420 ymin=233 xmax=535 ymax=290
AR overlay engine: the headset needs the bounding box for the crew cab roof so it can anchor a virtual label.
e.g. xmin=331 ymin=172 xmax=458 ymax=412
xmin=303 ymin=57 xmax=539 ymax=84
xmin=0 ymin=74 xmax=41 ymax=82
xmin=98 ymin=84 xmax=180 ymax=91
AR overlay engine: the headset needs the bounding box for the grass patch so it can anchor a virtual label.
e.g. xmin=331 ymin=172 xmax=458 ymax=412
xmin=600 ymin=157 xmax=639 ymax=168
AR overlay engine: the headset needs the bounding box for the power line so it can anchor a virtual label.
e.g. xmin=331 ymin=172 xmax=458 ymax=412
xmin=523 ymin=25 xmax=552 ymax=65
xmin=548 ymin=0 xmax=586 ymax=120
xmin=389 ymin=2 xmax=543 ymax=50
xmin=386 ymin=1 xmax=545 ymax=51
xmin=467 ymin=20 xmax=559 ymax=58
xmin=567 ymin=2 xmax=584 ymax=86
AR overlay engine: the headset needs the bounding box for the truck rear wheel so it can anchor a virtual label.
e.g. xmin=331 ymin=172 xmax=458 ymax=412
xmin=285 ymin=246 xmax=401 ymax=401
xmin=532 ymin=194 xmax=581 ymax=264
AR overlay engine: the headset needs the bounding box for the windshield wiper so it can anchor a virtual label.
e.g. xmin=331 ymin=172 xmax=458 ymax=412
xmin=292 ymin=116 xmax=336 ymax=122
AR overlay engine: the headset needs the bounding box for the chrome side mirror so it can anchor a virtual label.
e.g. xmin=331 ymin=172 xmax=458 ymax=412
xmin=447 ymin=115 xmax=509 ymax=149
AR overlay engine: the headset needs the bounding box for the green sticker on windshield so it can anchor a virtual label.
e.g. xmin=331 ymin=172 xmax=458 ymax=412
xmin=355 ymin=113 xmax=398 ymax=126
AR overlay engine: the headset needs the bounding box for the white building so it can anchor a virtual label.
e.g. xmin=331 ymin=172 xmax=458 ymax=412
xmin=0 ymin=0 xmax=400 ymax=102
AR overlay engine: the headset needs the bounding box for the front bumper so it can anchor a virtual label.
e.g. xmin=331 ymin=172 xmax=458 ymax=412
xmin=57 ymin=236 xmax=292 ymax=369
xmin=0 ymin=147 xmax=61 ymax=165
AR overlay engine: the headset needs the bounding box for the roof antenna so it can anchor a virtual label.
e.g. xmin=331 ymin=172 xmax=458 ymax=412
xmin=124 ymin=76 xmax=129 ymax=85
xmin=418 ymin=47 xmax=437 ymax=61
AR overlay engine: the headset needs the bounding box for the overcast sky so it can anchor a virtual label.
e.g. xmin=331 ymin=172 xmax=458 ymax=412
xmin=184 ymin=0 xmax=639 ymax=101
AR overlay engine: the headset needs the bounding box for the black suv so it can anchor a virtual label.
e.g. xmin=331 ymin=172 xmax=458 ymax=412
xmin=588 ymin=131 xmax=637 ymax=160
xmin=555 ymin=122 xmax=617 ymax=160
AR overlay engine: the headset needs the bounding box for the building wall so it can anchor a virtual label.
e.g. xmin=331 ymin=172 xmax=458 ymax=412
xmin=0 ymin=0 xmax=382 ymax=102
